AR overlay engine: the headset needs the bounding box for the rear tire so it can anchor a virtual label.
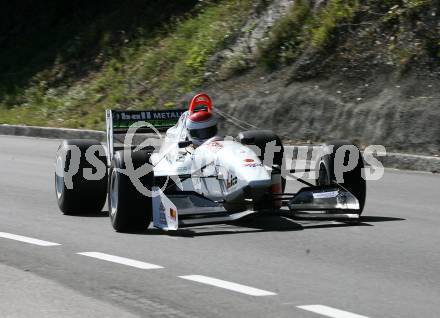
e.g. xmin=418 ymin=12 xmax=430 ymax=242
xmin=55 ymin=139 xmax=107 ymax=215
xmin=108 ymin=150 xmax=153 ymax=232
xmin=317 ymin=140 xmax=366 ymax=216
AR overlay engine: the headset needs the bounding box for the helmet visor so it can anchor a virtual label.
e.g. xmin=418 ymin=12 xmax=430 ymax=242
xmin=189 ymin=126 xmax=217 ymax=140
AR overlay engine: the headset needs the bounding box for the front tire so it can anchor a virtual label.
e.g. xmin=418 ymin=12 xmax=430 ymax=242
xmin=108 ymin=150 xmax=153 ymax=232
xmin=317 ymin=140 xmax=366 ymax=215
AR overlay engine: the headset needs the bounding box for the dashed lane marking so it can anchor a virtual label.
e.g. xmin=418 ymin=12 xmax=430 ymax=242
xmin=77 ymin=252 xmax=164 ymax=269
xmin=179 ymin=275 xmax=277 ymax=296
xmin=0 ymin=232 xmax=61 ymax=246
xmin=297 ymin=305 xmax=369 ymax=318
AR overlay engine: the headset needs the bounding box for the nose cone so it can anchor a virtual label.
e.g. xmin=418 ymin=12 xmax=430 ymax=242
xmin=238 ymin=163 xmax=272 ymax=200
xmin=243 ymin=179 xmax=272 ymax=201
xmin=216 ymin=140 xmax=272 ymax=204
xmin=240 ymin=169 xmax=271 ymax=186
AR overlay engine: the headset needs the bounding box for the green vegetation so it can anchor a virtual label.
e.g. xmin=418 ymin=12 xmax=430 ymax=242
xmin=310 ymin=0 xmax=359 ymax=48
xmin=258 ymin=0 xmax=360 ymax=68
xmin=1 ymin=0 xmax=438 ymax=128
xmin=257 ymin=0 xmax=438 ymax=69
xmin=0 ymin=0 xmax=254 ymax=129
xmin=380 ymin=0 xmax=437 ymax=70
xmin=258 ymin=0 xmax=312 ymax=68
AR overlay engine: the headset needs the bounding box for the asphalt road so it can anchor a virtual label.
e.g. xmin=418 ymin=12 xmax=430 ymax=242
xmin=0 ymin=135 xmax=439 ymax=318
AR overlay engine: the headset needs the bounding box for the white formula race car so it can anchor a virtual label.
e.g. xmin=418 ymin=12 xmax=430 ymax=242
xmin=55 ymin=94 xmax=366 ymax=232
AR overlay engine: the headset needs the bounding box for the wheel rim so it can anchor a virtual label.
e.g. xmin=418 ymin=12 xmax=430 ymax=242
xmin=110 ymin=169 xmax=119 ymax=216
xmin=55 ymin=156 xmax=64 ymax=199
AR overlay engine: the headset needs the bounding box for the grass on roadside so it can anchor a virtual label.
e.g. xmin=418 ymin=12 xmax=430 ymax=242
xmin=0 ymin=0 xmax=254 ymax=130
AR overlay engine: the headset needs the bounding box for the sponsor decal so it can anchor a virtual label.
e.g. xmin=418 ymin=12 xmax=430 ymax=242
xmin=159 ymin=202 xmax=167 ymax=225
xmin=118 ymin=112 xmax=151 ymax=120
xmin=243 ymin=158 xmax=254 ymax=163
xmin=117 ymin=110 xmax=184 ymax=121
xmin=312 ymin=191 xmax=339 ymax=199
xmin=176 ymin=154 xmax=186 ymax=162
xmin=112 ymin=109 xmax=185 ymax=129
xmin=177 ymin=166 xmax=188 ymax=173
xmin=207 ymin=141 xmax=223 ymax=151
xmin=225 ymin=174 xmax=237 ymax=189
xmin=242 ymin=163 xmax=263 ymax=168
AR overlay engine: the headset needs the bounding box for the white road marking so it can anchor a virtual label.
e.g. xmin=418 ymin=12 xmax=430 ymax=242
xmin=77 ymin=252 xmax=163 ymax=269
xmin=297 ymin=305 xmax=369 ymax=318
xmin=0 ymin=232 xmax=60 ymax=246
xmin=179 ymin=275 xmax=276 ymax=296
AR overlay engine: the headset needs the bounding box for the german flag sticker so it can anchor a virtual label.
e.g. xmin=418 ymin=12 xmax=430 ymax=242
xmin=170 ymin=208 xmax=177 ymax=220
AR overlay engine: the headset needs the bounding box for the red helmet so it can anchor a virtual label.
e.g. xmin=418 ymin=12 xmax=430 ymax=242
xmin=186 ymin=93 xmax=217 ymax=146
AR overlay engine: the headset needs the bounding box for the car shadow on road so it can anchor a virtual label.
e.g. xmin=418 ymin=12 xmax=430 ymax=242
xmin=359 ymin=216 xmax=406 ymax=222
xmin=91 ymin=212 xmax=405 ymax=237
xmin=163 ymin=214 xmax=405 ymax=237
xmin=64 ymin=211 xmax=110 ymax=217
xmin=129 ymin=213 xmax=403 ymax=237
xmin=120 ymin=215 xmax=303 ymax=237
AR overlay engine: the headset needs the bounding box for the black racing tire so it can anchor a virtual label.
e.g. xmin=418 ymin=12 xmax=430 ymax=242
xmin=317 ymin=140 xmax=366 ymax=215
xmin=55 ymin=139 xmax=108 ymax=215
xmin=237 ymin=130 xmax=285 ymax=211
xmin=108 ymin=150 xmax=153 ymax=232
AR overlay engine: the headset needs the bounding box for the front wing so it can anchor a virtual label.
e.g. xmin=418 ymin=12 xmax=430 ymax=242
xmin=152 ymin=184 xmax=362 ymax=231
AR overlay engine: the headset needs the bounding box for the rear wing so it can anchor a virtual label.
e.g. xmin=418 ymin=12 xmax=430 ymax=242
xmin=105 ymin=109 xmax=186 ymax=165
